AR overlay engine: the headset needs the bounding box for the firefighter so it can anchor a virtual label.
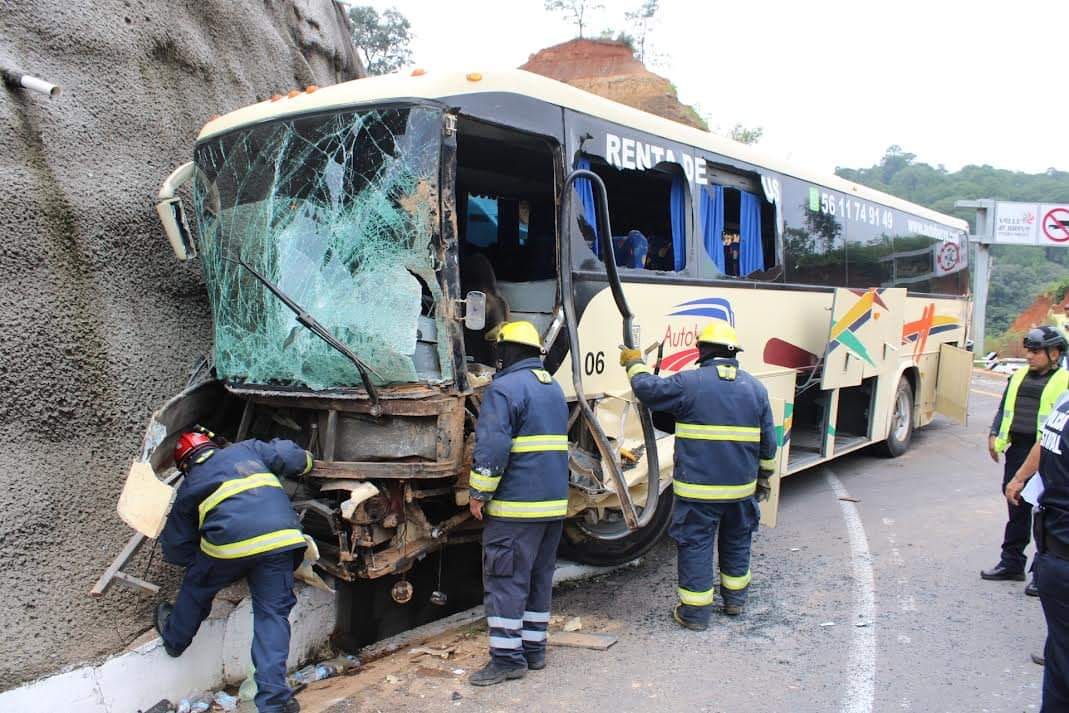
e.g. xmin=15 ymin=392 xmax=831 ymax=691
xmin=621 ymin=320 xmax=776 ymax=630
xmin=467 ymin=321 xmax=569 ymax=686
xmin=155 ymin=429 xmax=313 ymax=713
xmin=984 ymin=325 xmax=1069 ymax=594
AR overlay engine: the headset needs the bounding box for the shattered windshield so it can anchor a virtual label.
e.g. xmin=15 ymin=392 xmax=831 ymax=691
xmin=193 ymin=105 xmax=448 ymax=390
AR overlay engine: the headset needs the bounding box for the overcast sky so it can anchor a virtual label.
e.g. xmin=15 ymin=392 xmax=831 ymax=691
xmin=355 ymin=0 xmax=1066 ymax=176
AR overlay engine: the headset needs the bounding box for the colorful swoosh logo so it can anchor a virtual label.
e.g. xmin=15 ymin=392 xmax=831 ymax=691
xmin=827 ymin=289 xmax=888 ymax=367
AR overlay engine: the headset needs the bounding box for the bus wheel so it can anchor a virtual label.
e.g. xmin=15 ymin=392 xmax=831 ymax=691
xmin=876 ymin=377 xmax=914 ymax=457
xmin=558 ymin=489 xmax=675 ymax=566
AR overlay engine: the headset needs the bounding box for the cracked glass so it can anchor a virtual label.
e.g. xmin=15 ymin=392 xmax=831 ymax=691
xmin=192 ymin=105 xmax=448 ymax=390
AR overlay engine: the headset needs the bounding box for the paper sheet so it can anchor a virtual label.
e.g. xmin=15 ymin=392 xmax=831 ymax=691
xmin=1022 ymin=473 xmax=1045 ymax=507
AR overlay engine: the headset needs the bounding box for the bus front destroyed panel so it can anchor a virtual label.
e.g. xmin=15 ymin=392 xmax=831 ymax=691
xmin=192 ymin=106 xmax=448 ymax=390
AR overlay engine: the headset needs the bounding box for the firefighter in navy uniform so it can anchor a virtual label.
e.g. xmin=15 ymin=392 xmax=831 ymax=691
xmin=156 ymin=430 xmax=313 ymax=713
xmin=467 ymin=321 xmax=569 ymax=686
xmin=984 ymin=326 xmax=1069 ymax=594
xmin=1006 ymin=390 xmax=1069 ymax=711
xmin=621 ymin=320 xmax=776 ymax=630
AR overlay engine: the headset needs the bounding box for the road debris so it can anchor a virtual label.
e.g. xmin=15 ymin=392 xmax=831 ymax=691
xmin=838 ymin=496 xmax=861 ymax=503
xmin=409 ymin=645 xmax=456 ymax=660
xmin=819 ymin=621 xmax=836 ymax=627
xmin=548 ymin=631 xmax=618 ymax=650
xmin=562 ymin=616 xmax=583 ymax=632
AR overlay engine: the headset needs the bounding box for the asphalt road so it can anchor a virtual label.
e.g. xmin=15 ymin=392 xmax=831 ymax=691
xmin=309 ymin=371 xmax=1046 ymax=713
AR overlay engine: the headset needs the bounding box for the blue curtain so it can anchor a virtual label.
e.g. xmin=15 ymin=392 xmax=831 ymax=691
xmin=576 ymin=157 xmax=599 ymax=257
xmin=739 ymin=189 xmax=764 ymax=275
xmin=700 ymin=185 xmax=725 ymax=273
xmin=670 ymin=174 xmax=686 ymax=271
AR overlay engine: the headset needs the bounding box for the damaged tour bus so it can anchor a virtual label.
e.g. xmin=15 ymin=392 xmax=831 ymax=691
xmin=126 ymin=69 xmax=971 ymax=637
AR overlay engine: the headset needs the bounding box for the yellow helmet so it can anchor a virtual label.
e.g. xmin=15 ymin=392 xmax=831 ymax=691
xmin=697 ymin=320 xmax=743 ymax=352
xmin=497 ymin=320 xmax=543 ymax=350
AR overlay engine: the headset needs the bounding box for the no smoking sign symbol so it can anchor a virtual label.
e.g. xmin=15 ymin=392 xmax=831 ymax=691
xmin=1043 ymin=207 xmax=1069 ymax=243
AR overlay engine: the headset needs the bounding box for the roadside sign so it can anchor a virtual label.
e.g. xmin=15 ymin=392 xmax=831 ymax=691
xmin=991 ymin=202 xmax=1069 ymax=246
xmin=1042 ymin=207 xmax=1069 ymax=243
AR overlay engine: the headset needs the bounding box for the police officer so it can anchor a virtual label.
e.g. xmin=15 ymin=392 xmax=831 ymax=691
xmin=984 ymin=326 xmax=1069 ymax=594
xmin=1006 ymin=389 xmax=1069 ymax=710
xmin=467 ymin=321 xmax=569 ymax=686
xmin=156 ymin=429 xmax=313 ymax=713
xmin=621 ymin=320 xmax=776 ymax=630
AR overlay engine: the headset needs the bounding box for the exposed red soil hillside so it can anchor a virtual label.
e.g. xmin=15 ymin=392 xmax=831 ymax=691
xmin=521 ymin=38 xmax=708 ymax=130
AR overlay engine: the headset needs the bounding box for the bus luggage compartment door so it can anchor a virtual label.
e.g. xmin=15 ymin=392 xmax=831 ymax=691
xmin=934 ymin=342 xmax=971 ymax=425
xmin=821 ymin=288 xmax=906 ymax=389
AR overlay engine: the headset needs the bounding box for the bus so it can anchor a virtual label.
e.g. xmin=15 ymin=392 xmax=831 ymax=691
xmin=139 ymin=68 xmax=971 ymax=617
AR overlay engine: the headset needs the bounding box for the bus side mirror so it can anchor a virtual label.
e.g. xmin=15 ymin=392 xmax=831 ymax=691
xmin=463 ymin=291 xmax=486 ymax=331
xmin=156 ymin=162 xmax=196 ymax=261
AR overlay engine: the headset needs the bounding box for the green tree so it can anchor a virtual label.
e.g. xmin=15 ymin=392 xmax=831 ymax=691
xmin=729 ymin=123 xmax=763 ymax=145
xmin=347 ymin=5 xmax=412 ymax=75
xmin=545 ymin=0 xmax=605 ymax=38
xmin=625 ymin=0 xmax=659 ymax=62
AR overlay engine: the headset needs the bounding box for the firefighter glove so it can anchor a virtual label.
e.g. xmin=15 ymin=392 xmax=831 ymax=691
xmin=756 ymin=476 xmax=771 ymax=503
xmin=619 ymin=347 xmax=643 ymax=367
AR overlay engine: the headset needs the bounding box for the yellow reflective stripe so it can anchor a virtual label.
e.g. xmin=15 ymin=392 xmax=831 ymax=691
xmin=469 ymin=470 xmax=501 ymax=493
xmin=721 ymin=570 xmax=752 ymax=590
xmin=198 ymin=472 xmax=282 ymax=527
xmin=676 ymin=423 xmax=760 ymax=442
xmin=628 ymin=362 xmax=653 ymax=378
xmin=673 ymin=479 xmax=757 ymax=500
xmin=678 ymin=587 xmax=714 ymax=606
xmin=302 ymin=451 xmax=313 ymax=475
xmin=759 ymin=457 xmax=776 ymax=471
xmin=716 ymin=365 xmax=737 ymax=380
xmin=200 ymin=528 xmax=305 ymax=560
xmin=510 ymin=435 xmax=568 ymax=453
xmin=485 ymin=499 xmax=568 ymax=518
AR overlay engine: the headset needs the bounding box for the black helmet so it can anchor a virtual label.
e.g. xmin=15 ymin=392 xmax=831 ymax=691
xmin=1023 ymin=325 xmax=1068 ymax=351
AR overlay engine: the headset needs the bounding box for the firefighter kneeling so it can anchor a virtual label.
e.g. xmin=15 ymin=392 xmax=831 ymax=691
xmin=156 ymin=430 xmax=313 ymax=713
xmin=467 ymin=321 xmax=569 ymax=686
xmin=621 ymin=320 xmax=776 ymax=630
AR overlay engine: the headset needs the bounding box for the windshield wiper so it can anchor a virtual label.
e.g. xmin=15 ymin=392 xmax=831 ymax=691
xmin=229 ymin=256 xmax=381 ymax=408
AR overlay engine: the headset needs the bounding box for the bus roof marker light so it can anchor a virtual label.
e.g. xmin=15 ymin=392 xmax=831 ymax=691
xmin=466 ymin=72 xmax=483 ymax=82
xmin=411 ymin=68 xmax=426 ymax=76
xmin=287 ymin=90 xmax=299 ymax=99
xmin=305 ymin=85 xmax=318 ymax=94
xmin=270 ymin=94 xmax=282 ymax=102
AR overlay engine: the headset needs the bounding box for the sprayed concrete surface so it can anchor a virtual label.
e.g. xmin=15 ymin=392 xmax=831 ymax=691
xmin=291 ymin=372 xmax=1046 ymax=712
xmin=0 ymin=1 xmax=360 ymax=689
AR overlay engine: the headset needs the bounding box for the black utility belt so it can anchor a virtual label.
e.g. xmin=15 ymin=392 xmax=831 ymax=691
xmin=1043 ymin=533 xmax=1069 ymax=561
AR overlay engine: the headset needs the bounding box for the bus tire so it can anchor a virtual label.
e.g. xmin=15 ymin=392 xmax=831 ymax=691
xmin=558 ymin=488 xmax=675 ymax=566
xmin=876 ymin=376 xmax=914 ymax=458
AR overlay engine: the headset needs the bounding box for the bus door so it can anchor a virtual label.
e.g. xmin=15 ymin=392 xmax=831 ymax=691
xmin=820 ymin=287 xmax=907 ymax=389
xmin=935 ymin=343 xmax=971 ymax=424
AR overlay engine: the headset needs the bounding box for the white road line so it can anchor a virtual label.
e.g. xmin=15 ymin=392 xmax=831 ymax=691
xmin=825 ymin=467 xmax=877 ymax=713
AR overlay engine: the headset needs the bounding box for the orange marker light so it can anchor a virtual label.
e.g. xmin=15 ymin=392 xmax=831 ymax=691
xmin=305 ymin=85 xmax=318 ymax=94
xmin=270 ymin=94 xmax=282 ymax=102
xmin=287 ymin=89 xmax=299 ymax=99
xmin=411 ymin=68 xmax=427 ymax=76
xmin=466 ymin=72 xmax=483 ymax=82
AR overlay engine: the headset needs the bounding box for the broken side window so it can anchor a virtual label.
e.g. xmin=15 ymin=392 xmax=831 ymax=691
xmin=192 ymin=105 xmax=448 ymax=390
xmin=573 ymin=155 xmax=687 ymax=273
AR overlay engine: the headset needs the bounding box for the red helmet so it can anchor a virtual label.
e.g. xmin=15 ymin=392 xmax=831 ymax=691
xmin=174 ymin=431 xmax=214 ymax=469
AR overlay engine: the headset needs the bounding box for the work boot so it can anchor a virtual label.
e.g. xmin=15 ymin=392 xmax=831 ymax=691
xmin=1025 ymin=578 xmax=1040 ymax=597
xmin=1032 ymin=652 xmax=1045 ymax=666
xmin=980 ymin=564 xmax=1025 ymax=581
xmin=468 ymin=660 xmax=526 ymax=686
xmin=283 ymin=699 xmax=301 ymax=713
xmin=153 ymin=603 xmax=181 ymax=658
xmin=525 ymin=652 xmax=546 ymax=671
xmin=672 ymin=604 xmax=708 ymax=632
xmin=721 ymin=603 xmax=745 ymax=616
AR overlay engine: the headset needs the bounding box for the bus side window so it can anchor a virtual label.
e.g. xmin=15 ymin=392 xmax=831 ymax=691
xmin=698 ymin=184 xmax=778 ymax=280
xmin=573 ymin=156 xmax=686 ymax=273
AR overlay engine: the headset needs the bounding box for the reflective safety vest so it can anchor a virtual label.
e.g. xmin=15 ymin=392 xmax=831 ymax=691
xmin=161 ymin=439 xmax=311 ymax=564
xmin=469 ymin=357 xmax=570 ymax=521
xmin=995 ymin=368 xmax=1069 ymax=453
xmin=630 ymin=358 xmax=776 ymax=503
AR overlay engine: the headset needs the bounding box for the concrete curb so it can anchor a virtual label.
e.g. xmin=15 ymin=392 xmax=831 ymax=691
xmin=0 ymin=559 xmax=635 ymax=712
